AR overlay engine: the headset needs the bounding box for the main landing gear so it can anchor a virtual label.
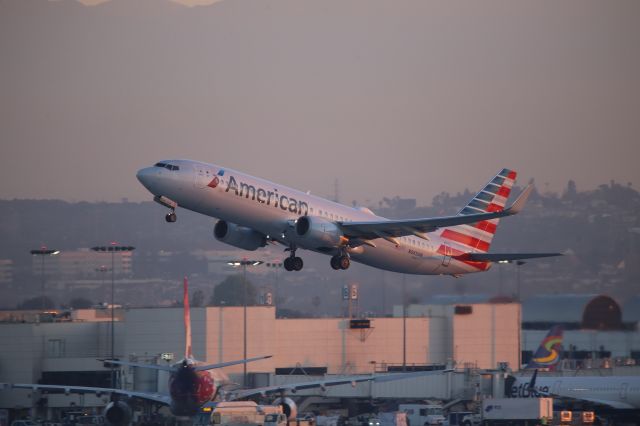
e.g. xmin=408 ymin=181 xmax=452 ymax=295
xmin=284 ymin=255 xmax=303 ymax=272
xmin=330 ymin=254 xmax=350 ymax=270
xmin=283 ymin=246 xmax=303 ymax=271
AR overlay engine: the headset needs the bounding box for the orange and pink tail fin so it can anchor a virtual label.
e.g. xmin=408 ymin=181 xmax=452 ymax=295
xmin=183 ymin=276 xmax=193 ymax=359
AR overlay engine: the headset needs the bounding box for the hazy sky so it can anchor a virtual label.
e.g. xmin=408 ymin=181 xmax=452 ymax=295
xmin=1 ymin=0 xmax=639 ymax=205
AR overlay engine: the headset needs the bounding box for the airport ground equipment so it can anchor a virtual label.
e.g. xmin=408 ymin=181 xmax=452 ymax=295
xmin=398 ymin=404 xmax=445 ymax=426
xmin=462 ymin=398 xmax=552 ymax=426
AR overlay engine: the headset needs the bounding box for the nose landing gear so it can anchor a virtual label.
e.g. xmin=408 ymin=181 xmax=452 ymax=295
xmin=165 ymin=211 xmax=177 ymax=223
xmin=154 ymin=196 xmax=178 ymax=223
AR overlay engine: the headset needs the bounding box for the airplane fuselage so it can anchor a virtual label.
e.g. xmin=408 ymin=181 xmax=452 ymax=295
xmin=168 ymin=359 xmax=217 ymax=416
xmin=137 ymin=159 xmax=494 ymax=275
xmin=511 ymin=375 xmax=640 ymax=411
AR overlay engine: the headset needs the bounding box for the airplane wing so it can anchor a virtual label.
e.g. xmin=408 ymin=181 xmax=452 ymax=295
xmin=101 ymin=360 xmax=175 ymax=372
xmin=463 ymin=253 xmax=563 ymax=262
xmin=229 ymin=370 xmax=451 ymax=400
xmin=101 ymin=355 xmax=272 ymax=373
xmin=339 ymin=185 xmax=532 ymax=241
xmin=194 ymin=355 xmax=272 ymax=372
xmin=9 ymin=383 xmax=171 ymax=405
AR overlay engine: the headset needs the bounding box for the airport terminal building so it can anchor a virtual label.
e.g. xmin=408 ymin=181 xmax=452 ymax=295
xmin=1 ymin=296 xmax=640 ymax=421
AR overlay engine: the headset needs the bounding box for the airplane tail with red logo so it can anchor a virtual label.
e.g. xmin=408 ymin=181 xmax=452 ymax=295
xmin=439 ymin=168 xmax=518 ymax=253
xmin=183 ymin=276 xmax=193 ymax=360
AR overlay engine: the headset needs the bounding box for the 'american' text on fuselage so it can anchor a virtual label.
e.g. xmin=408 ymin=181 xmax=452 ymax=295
xmin=225 ymin=175 xmax=309 ymax=216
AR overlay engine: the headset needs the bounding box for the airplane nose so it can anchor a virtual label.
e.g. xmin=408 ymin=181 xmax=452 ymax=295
xmin=136 ymin=167 xmax=154 ymax=190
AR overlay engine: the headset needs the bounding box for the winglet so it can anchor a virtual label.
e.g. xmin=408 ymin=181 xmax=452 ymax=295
xmin=506 ymin=184 xmax=533 ymax=215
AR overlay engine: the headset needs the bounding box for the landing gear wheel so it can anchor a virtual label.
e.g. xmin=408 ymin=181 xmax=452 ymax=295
xmin=339 ymin=256 xmax=350 ymax=270
xmin=283 ymin=257 xmax=294 ymax=271
xmin=165 ymin=212 xmax=177 ymax=223
xmin=330 ymin=256 xmax=341 ymax=270
xmin=292 ymin=257 xmax=303 ymax=271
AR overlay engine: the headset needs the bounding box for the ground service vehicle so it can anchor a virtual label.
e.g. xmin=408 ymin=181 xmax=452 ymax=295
xmin=399 ymin=404 xmax=445 ymax=426
xmin=211 ymin=401 xmax=283 ymax=426
xmin=463 ymin=398 xmax=552 ymax=426
xmin=265 ymin=413 xmax=289 ymax=426
xmin=443 ymin=412 xmax=473 ymax=426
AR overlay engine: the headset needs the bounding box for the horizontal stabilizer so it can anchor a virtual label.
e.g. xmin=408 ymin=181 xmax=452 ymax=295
xmin=101 ymin=359 xmax=175 ymax=372
xmin=194 ymin=355 xmax=272 ymax=372
xmin=465 ymin=252 xmax=563 ymax=263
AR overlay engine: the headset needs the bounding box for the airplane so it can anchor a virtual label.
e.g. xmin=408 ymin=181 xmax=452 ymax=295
xmin=9 ymin=278 xmax=442 ymax=425
xmin=508 ymin=331 xmax=640 ymax=423
xmin=136 ymin=161 xmax=562 ymax=274
xmin=524 ymin=325 xmax=564 ymax=370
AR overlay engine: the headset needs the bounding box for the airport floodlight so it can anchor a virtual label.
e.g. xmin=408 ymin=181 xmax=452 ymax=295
xmin=30 ymin=246 xmax=60 ymax=312
xmin=30 ymin=248 xmax=60 ymax=256
xmin=226 ymin=259 xmax=264 ymax=387
xmin=91 ymin=243 xmax=135 ymax=388
xmin=226 ymin=259 xmax=263 ymax=267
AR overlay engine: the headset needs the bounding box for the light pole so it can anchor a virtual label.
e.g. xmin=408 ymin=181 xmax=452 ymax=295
xmin=227 ymin=259 xmax=263 ymax=387
xmin=30 ymin=247 xmax=60 ymax=311
xmin=92 ymin=243 xmax=135 ymax=388
xmin=515 ymin=260 xmax=526 ymax=301
xmin=95 ymin=265 xmax=109 ymax=304
xmin=402 ymin=274 xmax=406 ymax=371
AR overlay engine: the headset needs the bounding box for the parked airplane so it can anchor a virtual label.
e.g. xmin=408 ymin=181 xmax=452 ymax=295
xmin=509 ymin=369 xmax=640 ymax=422
xmin=136 ymin=161 xmax=561 ymax=274
xmin=524 ymin=325 xmax=564 ymax=370
xmin=509 ymin=329 xmax=640 ymax=422
xmin=10 ymin=278 xmax=439 ymax=425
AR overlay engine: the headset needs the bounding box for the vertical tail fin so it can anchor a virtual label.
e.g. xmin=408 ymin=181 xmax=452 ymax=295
xmin=183 ymin=276 xmax=193 ymax=359
xmin=440 ymin=168 xmax=517 ymax=253
xmin=526 ymin=325 xmax=564 ymax=370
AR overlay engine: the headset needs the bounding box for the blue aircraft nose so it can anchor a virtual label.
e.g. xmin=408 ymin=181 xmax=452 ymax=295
xmin=136 ymin=167 xmax=155 ymax=191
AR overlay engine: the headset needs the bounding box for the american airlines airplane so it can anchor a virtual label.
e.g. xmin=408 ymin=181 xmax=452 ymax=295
xmin=9 ymin=279 xmax=439 ymax=426
xmin=136 ymin=161 xmax=561 ymax=274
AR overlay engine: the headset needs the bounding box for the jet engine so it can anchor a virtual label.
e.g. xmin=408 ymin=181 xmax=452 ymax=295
xmin=273 ymin=397 xmax=298 ymax=421
xmin=103 ymin=400 xmax=132 ymax=426
xmin=295 ymin=216 xmax=345 ymax=249
xmin=214 ymin=220 xmax=267 ymax=251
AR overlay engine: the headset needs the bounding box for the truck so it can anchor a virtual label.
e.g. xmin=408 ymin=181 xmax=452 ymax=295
xmin=398 ymin=404 xmax=445 ymax=426
xmin=461 ymin=398 xmax=553 ymax=426
xmin=211 ymin=401 xmax=283 ymax=426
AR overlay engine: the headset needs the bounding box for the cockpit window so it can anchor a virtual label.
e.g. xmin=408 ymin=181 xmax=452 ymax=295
xmin=154 ymin=162 xmax=180 ymax=171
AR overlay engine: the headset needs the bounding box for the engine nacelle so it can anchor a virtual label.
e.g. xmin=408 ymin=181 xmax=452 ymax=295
xmin=103 ymin=400 xmax=132 ymax=426
xmin=295 ymin=216 xmax=345 ymax=249
xmin=273 ymin=397 xmax=298 ymax=421
xmin=214 ymin=220 xmax=266 ymax=251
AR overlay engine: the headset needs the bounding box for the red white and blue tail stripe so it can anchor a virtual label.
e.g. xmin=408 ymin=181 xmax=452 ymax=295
xmin=439 ymin=168 xmax=517 ymax=254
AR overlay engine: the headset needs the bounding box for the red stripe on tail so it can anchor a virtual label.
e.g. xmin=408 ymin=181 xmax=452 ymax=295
xmin=441 ymin=229 xmax=491 ymax=252
xmin=472 ymin=220 xmax=498 ymax=234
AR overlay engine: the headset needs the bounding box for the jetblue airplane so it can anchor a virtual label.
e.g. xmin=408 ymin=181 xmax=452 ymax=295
xmin=510 ymin=369 xmax=640 ymax=422
xmin=510 ymin=329 xmax=640 ymax=422
xmin=136 ymin=160 xmax=561 ymax=274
